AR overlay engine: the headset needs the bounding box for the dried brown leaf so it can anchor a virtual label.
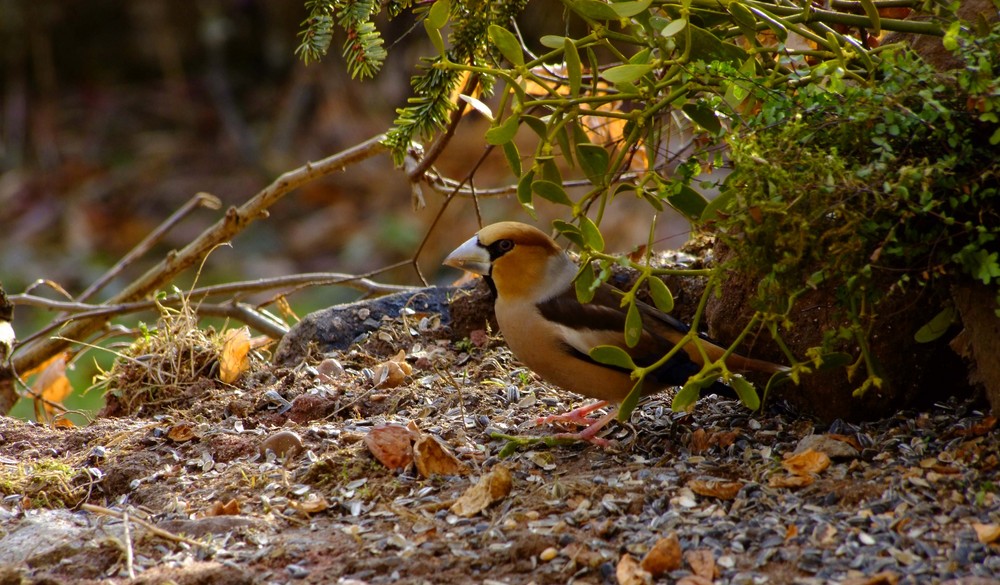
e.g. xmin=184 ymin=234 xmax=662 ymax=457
xmin=451 ymin=465 xmax=513 ymax=517
xmin=364 ymin=424 xmax=416 ymax=470
xmin=413 ymin=433 xmax=469 ymax=478
xmin=219 ymin=326 xmax=251 ymax=384
xmin=289 ymin=494 xmax=330 ymax=515
xmin=640 ymin=532 xmax=681 ymax=576
xmin=28 ymin=353 xmax=72 ymax=421
xmin=687 ymin=478 xmax=744 ymax=500
xmin=685 ymin=548 xmax=716 ymax=579
xmin=769 ymin=474 xmax=815 ymax=488
xmin=167 ymin=422 xmax=196 ymax=442
xmin=782 ymin=448 xmax=831 ymax=476
xmin=690 ymin=428 xmax=710 ymax=454
xmin=618 ymin=553 xmax=653 ymax=585
xmin=205 ymin=499 xmax=241 ymax=517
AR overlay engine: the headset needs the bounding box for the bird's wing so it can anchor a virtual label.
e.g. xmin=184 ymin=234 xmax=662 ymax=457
xmin=536 ymin=283 xmax=695 ymax=369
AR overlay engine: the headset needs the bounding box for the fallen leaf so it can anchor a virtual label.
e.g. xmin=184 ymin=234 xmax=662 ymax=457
xmin=450 ymin=465 xmax=513 ymax=517
xmin=28 ymin=353 xmax=72 ymax=422
xmin=205 ymin=499 xmax=240 ymax=517
xmin=782 ymin=448 xmax=831 ymax=476
xmin=167 ymin=422 xmax=196 ymax=442
xmin=289 ymin=494 xmax=330 ymax=515
xmin=690 ymin=428 xmax=709 ymax=454
xmin=640 ymin=532 xmax=681 ymax=576
xmin=685 ymin=548 xmax=716 ymax=579
xmin=219 ymin=326 xmax=251 ymax=384
xmin=365 ymin=424 xmax=417 ymax=470
xmin=973 ymin=522 xmax=1000 ymax=544
xmin=687 ymin=478 xmax=743 ymax=500
xmin=413 ymin=433 xmax=469 ymax=477
xmin=618 ymin=553 xmax=653 ymax=585
xmin=710 ymin=430 xmax=740 ymax=449
xmin=785 ymin=524 xmax=798 ymax=540
xmin=371 ymin=350 xmax=413 ymax=389
xmin=769 ymin=474 xmax=814 ymax=488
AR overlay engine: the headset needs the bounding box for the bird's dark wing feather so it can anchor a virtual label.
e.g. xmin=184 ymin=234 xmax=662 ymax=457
xmin=536 ymin=282 xmax=729 ymax=391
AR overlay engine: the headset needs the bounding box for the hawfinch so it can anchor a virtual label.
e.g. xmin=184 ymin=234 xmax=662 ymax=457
xmin=443 ymin=221 xmax=784 ymax=444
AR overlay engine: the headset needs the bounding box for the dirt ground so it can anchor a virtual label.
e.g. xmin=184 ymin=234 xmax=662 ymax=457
xmin=0 ymin=293 xmax=998 ymax=585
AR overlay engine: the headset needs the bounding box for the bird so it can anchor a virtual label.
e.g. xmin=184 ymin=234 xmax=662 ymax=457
xmin=443 ymin=221 xmax=787 ymax=445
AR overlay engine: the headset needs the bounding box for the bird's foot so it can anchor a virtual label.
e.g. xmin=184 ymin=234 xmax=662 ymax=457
xmin=534 ymin=400 xmax=609 ymax=428
xmin=548 ymin=406 xmax=620 ymax=447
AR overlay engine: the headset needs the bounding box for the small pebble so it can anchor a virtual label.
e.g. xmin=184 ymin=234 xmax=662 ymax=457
xmin=260 ymin=430 xmax=304 ymax=459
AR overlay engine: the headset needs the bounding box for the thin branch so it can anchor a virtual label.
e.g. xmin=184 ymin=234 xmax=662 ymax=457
xmin=5 ymin=135 xmax=389 ymax=407
xmin=77 ymin=192 xmax=222 ymax=303
xmin=81 ymin=504 xmax=215 ymax=550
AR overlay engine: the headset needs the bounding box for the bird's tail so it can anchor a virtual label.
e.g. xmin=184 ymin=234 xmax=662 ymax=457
xmin=723 ymin=353 xmax=789 ymax=375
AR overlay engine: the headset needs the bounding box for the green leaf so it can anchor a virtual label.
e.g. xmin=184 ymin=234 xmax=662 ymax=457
xmin=601 ymin=63 xmax=654 ymax=84
xmin=678 ymin=24 xmax=749 ymax=66
xmin=517 ymin=170 xmax=537 ymax=218
xmin=660 ymin=18 xmax=687 ymax=38
xmin=589 ymin=345 xmax=636 ymax=370
xmin=990 ymin=126 xmax=1000 ymax=146
xmin=667 ymin=184 xmax=709 ymax=219
xmin=575 ymin=261 xmax=597 ymax=303
xmin=914 ymin=306 xmax=956 ymax=343
xmin=485 ymin=115 xmax=518 ymax=145
xmin=427 ymin=0 xmax=451 ymax=29
xmin=424 ymin=20 xmax=445 ymax=55
xmin=681 ymin=102 xmax=722 ymax=135
xmin=569 ymin=0 xmax=621 ymax=20
xmin=672 ymin=379 xmax=703 ymax=411
xmin=611 ymin=0 xmax=653 ymax=18
xmin=540 ymin=35 xmax=566 ymax=49
xmin=647 ymin=277 xmax=674 ymax=313
xmin=501 ymin=141 xmax=521 ymax=176
xmin=625 ymin=301 xmax=642 ymax=347
xmin=488 ymin=25 xmax=524 ymax=67
xmin=532 ymin=180 xmax=574 ymax=206
xmin=565 ymin=39 xmax=582 ymax=97
xmin=554 ymin=122 xmax=575 ymax=168
xmin=857 ymin=0 xmax=881 ymax=35
xmin=576 ymin=143 xmax=610 ymax=185
xmin=701 ymin=188 xmax=737 ymax=221
xmin=617 ymin=378 xmax=644 ymax=422
xmin=580 ymin=216 xmax=605 ymax=252
xmin=728 ymin=2 xmax=759 ymax=43
xmin=520 ymin=115 xmax=547 ymax=138
xmin=553 ymin=219 xmax=586 ymax=248
xmin=729 ymin=376 xmax=760 ymax=410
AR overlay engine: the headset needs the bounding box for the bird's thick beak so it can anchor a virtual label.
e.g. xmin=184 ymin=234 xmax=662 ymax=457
xmin=443 ymin=235 xmax=491 ymax=276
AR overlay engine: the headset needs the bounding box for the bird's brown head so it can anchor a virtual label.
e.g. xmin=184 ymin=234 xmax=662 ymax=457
xmin=443 ymin=222 xmax=574 ymax=301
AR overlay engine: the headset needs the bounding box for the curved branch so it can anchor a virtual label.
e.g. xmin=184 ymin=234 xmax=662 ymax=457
xmin=4 ymin=135 xmax=389 ymax=411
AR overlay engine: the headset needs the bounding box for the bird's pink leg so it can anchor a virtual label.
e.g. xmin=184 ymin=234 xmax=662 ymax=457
xmin=535 ymin=400 xmax=609 ymax=427
xmin=553 ymin=408 xmax=619 ymax=447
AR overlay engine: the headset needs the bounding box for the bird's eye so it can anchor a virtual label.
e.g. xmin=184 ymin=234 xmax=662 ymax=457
xmin=496 ymin=239 xmax=514 ymax=252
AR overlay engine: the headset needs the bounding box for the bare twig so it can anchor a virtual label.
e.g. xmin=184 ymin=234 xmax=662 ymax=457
xmin=123 ymin=509 xmax=136 ymax=580
xmin=3 ymin=135 xmax=388 ymax=413
xmin=77 ymin=192 xmax=222 ymax=303
xmin=81 ymin=503 xmax=215 ymax=550
xmin=12 ymin=268 xmax=417 ymax=347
